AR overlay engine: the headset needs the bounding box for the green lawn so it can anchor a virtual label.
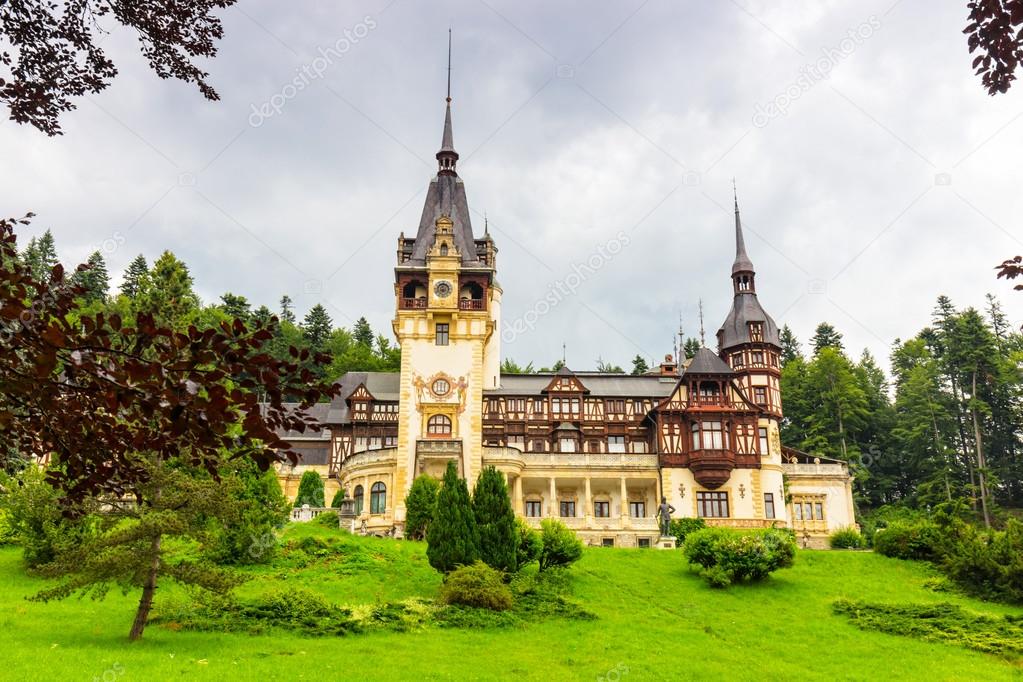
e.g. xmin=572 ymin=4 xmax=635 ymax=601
xmin=0 ymin=525 xmax=1020 ymax=681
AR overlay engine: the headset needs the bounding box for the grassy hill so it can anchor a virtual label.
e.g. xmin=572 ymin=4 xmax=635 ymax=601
xmin=0 ymin=524 xmax=1020 ymax=681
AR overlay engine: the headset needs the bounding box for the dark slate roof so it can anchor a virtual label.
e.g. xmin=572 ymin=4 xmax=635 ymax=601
xmin=276 ymin=402 xmax=331 ymax=441
xmin=487 ymin=373 xmax=677 ymax=398
xmin=732 ymin=201 xmax=755 ymax=275
xmin=682 ymin=347 xmax=734 ymax=376
xmin=324 ymin=372 xmax=401 ymax=424
xmin=717 ymin=293 xmax=781 ymax=349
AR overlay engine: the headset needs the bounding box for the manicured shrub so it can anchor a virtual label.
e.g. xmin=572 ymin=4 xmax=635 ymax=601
xmin=330 ymin=489 xmax=346 ymax=508
xmin=669 ymin=517 xmax=707 ymax=547
xmin=404 ymin=474 xmax=440 ymax=541
xmin=312 ymin=510 xmax=341 ymax=527
xmin=427 ymin=461 xmax=480 ymax=573
xmin=293 ymin=471 xmax=325 ymax=508
xmin=439 ymin=561 xmax=514 ymax=611
xmin=683 ymin=528 xmax=796 ymax=587
xmin=515 ymin=518 xmax=542 ymax=569
xmin=472 ymin=467 xmax=517 ymax=573
xmin=872 ymin=521 xmax=942 ymax=561
xmin=829 ymin=527 xmax=864 ymax=549
xmin=538 ymin=519 xmax=583 ymax=572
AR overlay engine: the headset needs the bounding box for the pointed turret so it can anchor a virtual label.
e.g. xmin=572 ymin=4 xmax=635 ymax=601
xmin=717 ymin=185 xmax=780 ymax=350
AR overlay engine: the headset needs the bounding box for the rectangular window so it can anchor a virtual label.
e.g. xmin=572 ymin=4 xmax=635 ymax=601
xmin=702 ymin=421 xmax=724 ymax=449
xmin=637 ymin=538 xmax=651 ymax=548
xmin=383 ymin=436 xmax=397 ymax=448
xmin=607 ymin=435 xmax=626 ymax=453
xmin=764 ymin=493 xmax=775 ymax=520
xmin=559 ymin=500 xmax=576 ymax=517
xmin=559 ymin=438 xmax=576 ymax=453
xmin=594 ymin=501 xmax=610 ymax=518
xmin=753 ymin=387 xmax=767 ymax=405
xmin=435 ymin=323 xmax=449 ymax=346
xmin=533 ymin=398 xmax=545 ymax=414
xmin=633 ymin=399 xmax=645 ymax=414
xmin=629 ymin=501 xmax=646 ymax=518
xmin=531 ymin=439 xmax=546 ymax=452
xmin=731 ymin=352 xmax=745 ymax=368
xmin=508 ymin=398 xmax=525 ymax=413
xmin=606 ymin=399 xmax=625 ymax=414
xmin=815 ymin=502 xmax=824 ymax=521
xmin=369 ymin=437 xmax=381 ymax=450
xmin=696 ymin=491 xmax=729 ymax=518
xmin=601 ymin=538 xmax=615 ymax=547
xmin=508 ymin=435 xmax=524 ymax=449
xmin=752 ymin=351 xmax=765 ymax=365
xmin=525 ymin=500 xmax=542 ymax=517
xmin=587 ymin=440 xmax=601 ymax=453
xmin=793 ymin=503 xmax=803 ymax=520
xmin=804 ymin=502 xmax=814 ymax=520
xmin=758 ymin=427 xmax=769 ymax=455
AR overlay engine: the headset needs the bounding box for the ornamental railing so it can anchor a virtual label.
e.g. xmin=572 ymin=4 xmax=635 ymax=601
xmin=400 ymin=297 xmax=428 ymax=309
xmin=458 ymin=298 xmax=485 ymax=310
xmin=517 ymin=453 xmax=659 ymax=468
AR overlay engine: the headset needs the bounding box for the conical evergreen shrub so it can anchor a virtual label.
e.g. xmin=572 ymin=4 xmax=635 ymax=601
xmin=427 ymin=460 xmax=480 ymax=573
xmin=472 ymin=466 xmax=517 ymax=573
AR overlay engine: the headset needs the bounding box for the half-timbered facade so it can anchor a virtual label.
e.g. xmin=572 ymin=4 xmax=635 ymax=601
xmin=280 ymin=85 xmax=855 ymax=548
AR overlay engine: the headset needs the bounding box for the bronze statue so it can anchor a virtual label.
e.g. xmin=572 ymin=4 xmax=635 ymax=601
xmin=656 ymin=496 xmax=675 ymax=536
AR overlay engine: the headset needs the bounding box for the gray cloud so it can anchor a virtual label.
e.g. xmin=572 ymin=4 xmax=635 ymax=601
xmin=2 ymin=0 xmax=1021 ymax=371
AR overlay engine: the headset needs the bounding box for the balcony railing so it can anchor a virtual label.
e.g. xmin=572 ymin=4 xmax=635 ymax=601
xmin=458 ymin=298 xmax=485 ymax=310
xmin=783 ymin=462 xmax=849 ymax=476
xmin=400 ymin=297 xmax=428 ymax=309
xmin=518 ymin=452 xmax=659 ymax=468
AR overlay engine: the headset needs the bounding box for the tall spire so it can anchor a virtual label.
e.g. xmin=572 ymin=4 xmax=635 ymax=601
xmin=437 ymin=30 xmax=458 ymax=174
xmin=732 ymin=180 xmax=754 ymax=275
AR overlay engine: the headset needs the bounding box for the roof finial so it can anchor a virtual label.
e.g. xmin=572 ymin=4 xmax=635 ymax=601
xmin=732 ymin=177 xmax=738 ymax=212
xmin=698 ymin=299 xmax=706 ymax=347
xmin=677 ymin=312 xmax=684 ymax=365
xmin=446 ymin=28 xmax=452 ymax=103
xmin=562 ymin=341 xmax=567 ymax=365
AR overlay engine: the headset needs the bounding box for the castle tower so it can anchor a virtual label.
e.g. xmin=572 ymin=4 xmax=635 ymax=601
xmin=715 ymin=186 xmax=786 ymax=521
xmin=390 ymin=55 xmax=500 ymax=525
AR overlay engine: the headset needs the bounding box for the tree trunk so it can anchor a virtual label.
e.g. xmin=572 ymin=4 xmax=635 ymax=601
xmin=971 ymin=372 xmax=991 ymax=529
xmin=129 ymin=533 xmax=162 ymax=641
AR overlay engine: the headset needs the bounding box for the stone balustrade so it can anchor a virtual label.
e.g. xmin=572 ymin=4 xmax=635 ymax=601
xmin=782 ymin=462 xmax=849 ymax=476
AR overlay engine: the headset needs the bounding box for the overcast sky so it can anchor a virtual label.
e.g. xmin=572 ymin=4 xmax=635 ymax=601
xmin=4 ymin=0 xmax=1022 ymax=373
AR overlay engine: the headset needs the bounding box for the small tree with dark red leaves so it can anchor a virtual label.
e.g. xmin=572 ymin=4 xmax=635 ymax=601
xmin=965 ymin=0 xmax=1023 ymax=95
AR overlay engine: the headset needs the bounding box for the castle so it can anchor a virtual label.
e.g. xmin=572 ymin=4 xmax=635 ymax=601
xmin=277 ymin=86 xmax=856 ymax=549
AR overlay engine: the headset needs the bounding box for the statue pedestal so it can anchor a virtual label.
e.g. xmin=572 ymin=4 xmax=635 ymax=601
xmin=655 ymin=535 xmax=677 ymax=550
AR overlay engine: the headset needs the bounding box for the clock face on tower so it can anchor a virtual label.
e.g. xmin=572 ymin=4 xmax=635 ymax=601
xmin=433 ymin=280 xmax=452 ymax=298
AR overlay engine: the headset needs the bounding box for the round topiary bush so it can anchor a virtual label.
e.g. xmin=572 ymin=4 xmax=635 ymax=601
xmin=829 ymin=527 xmax=864 ymax=549
xmin=873 ymin=521 xmax=942 ymax=560
xmin=439 ymin=561 xmax=514 ymax=611
xmin=683 ymin=528 xmax=796 ymax=587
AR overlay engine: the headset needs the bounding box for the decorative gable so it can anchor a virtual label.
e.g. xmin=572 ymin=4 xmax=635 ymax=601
xmin=347 ymin=383 xmax=375 ymax=402
xmin=542 ymin=373 xmax=589 ymax=394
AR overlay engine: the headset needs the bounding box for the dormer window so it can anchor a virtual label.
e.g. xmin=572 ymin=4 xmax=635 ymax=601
xmin=749 ymin=322 xmax=764 ymax=342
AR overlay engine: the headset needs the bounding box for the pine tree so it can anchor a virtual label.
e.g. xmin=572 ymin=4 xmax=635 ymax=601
xmin=252 ymin=305 xmax=274 ymax=327
xmin=427 ymin=460 xmax=480 ymax=573
xmin=811 ymin=322 xmax=843 ymax=355
xmin=630 ymin=355 xmax=650 ymax=375
xmin=208 ymin=456 xmax=289 ymax=565
xmin=219 ymin=292 xmax=251 ymax=320
xmin=404 ymin=474 xmax=441 ymax=540
xmin=353 ymin=316 xmax=374 ymax=347
xmin=293 ymin=470 xmax=325 ymax=508
xmin=802 ymin=346 xmax=868 ymax=461
xmin=31 ymin=454 xmax=247 ymax=641
xmin=120 ymin=254 xmax=148 ymax=299
xmin=302 ymin=304 xmax=333 ymax=350
xmin=71 ymin=251 xmax=109 ymax=303
xmin=472 ymin=467 xmax=517 ymax=573
xmin=779 ymin=324 xmax=802 ymax=366
xmin=279 ymin=295 xmax=296 ymax=324
xmin=682 ymin=337 xmax=701 ymax=360
xmin=135 ymin=251 xmax=198 ymax=324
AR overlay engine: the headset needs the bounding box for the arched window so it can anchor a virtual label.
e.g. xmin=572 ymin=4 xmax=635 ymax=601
xmin=427 ymin=414 xmax=452 ymax=436
xmin=353 ymin=485 xmax=364 ymax=515
xmin=370 ymin=482 xmax=386 ymax=513
xmin=440 ymin=243 xmax=449 ymax=256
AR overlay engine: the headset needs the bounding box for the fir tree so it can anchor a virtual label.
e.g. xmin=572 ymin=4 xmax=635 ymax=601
xmin=302 ymin=304 xmax=333 ymax=350
xmin=472 ymin=467 xmax=517 ymax=573
xmin=404 ymin=474 xmax=441 ymax=540
xmin=630 ymin=355 xmax=650 ymax=375
xmin=779 ymin=324 xmax=802 ymax=365
xmin=293 ymin=470 xmax=325 ymax=508
xmin=208 ymin=456 xmax=289 ymax=565
xmin=682 ymin=337 xmax=701 ymax=360
xmin=71 ymin=251 xmax=109 ymax=303
xmin=135 ymin=251 xmax=198 ymax=324
xmin=427 ymin=460 xmax=480 ymax=573
xmin=353 ymin=316 xmax=374 ymax=347
xmin=252 ymin=305 xmax=274 ymax=327
xmin=120 ymin=254 xmax=148 ymax=299
xmin=279 ymin=295 xmax=296 ymax=324
xmin=219 ymin=292 xmax=251 ymax=320
xmin=811 ymin=322 xmax=844 ymax=355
